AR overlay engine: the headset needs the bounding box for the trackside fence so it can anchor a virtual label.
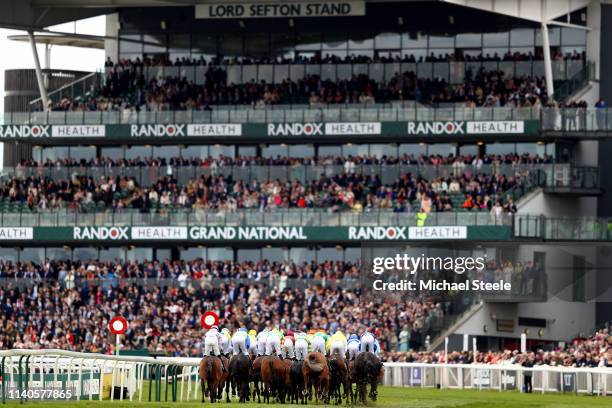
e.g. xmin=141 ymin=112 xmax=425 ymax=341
xmin=383 ymin=363 xmax=611 ymax=395
xmin=0 ymin=350 xmax=610 ymax=403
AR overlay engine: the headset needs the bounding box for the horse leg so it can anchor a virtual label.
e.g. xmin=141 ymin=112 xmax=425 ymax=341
xmin=201 ymin=379 xmax=206 ymax=403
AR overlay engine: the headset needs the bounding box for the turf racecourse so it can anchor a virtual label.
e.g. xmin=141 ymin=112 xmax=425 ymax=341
xmin=3 ymin=387 xmax=611 ymax=408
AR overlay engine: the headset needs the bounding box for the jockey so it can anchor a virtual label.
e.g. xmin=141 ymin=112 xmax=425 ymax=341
xmin=256 ymin=329 xmax=269 ymax=356
xmin=347 ymin=334 xmax=361 ymax=360
xmin=265 ymin=328 xmax=284 ymax=358
xmin=330 ymin=330 xmax=348 ymax=357
xmin=294 ymin=332 xmax=309 ymax=360
xmin=282 ymin=331 xmax=296 ymax=360
xmin=248 ymin=330 xmax=258 ymax=354
xmin=220 ymin=328 xmax=232 ymax=356
xmin=231 ymin=327 xmax=250 ymax=356
xmin=311 ymin=330 xmax=328 ymax=355
xmin=360 ymin=331 xmax=377 ymax=354
xmin=204 ymin=325 xmax=226 ymax=371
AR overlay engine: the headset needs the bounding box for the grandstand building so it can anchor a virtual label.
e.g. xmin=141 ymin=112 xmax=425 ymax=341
xmin=1 ymin=0 xmax=611 ymax=357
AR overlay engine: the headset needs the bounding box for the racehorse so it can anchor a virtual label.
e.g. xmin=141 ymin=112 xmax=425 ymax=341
xmin=229 ymin=354 xmax=253 ymax=403
xmin=287 ymin=360 xmax=306 ymax=405
xmin=302 ymin=352 xmax=330 ymax=404
xmin=251 ymin=356 xmax=264 ymax=403
xmin=261 ymin=355 xmax=288 ymax=404
xmin=352 ymin=352 xmax=384 ymax=404
xmin=347 ymin=359 xmax=358 ymax=404
xmin=198 ymin=355 xmax=224 ymax=403
xmin=219 ymin=355 xmax=231 ymax=402
xmin=328 ymin=353 xmax=350 ymax=405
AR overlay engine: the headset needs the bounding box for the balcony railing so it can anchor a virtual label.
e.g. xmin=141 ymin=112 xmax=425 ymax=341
xmin=1 ymin=105 xmax=540 ymax=125
xmin=514 ymin=215 xmax=612 ymax=240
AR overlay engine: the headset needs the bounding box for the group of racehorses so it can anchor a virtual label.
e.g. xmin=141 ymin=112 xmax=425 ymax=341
xmin=198 ymin=351 xmax=384 ymax=405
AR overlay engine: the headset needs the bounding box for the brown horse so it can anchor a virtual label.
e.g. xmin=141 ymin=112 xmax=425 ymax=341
xmin=302 ymin=352 xmax=330 ymax=403
xmin=198 ymin=355 xmax=224 ymax=403
xmin=287 ymin=360 xmax=306 ymax=405
xmin=260 ymin=355 xmax=288 ymax=404
xmin=251 ymin=356 xmax=264 ymax=403
xmin=353 ymin=352 xmax=384 ymax=404
xmin=328 ymin=354 xmax=350 ymax=405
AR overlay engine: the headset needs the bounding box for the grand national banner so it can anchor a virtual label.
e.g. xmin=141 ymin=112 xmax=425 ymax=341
xmin=0 ymin=225 xmax=511 ymax=243
xmin=195 ymin=1 xmax=365 ymax=19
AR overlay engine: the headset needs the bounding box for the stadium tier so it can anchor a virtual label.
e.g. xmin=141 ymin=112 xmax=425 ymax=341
xmin=0 ymin=0 xmax=611 ymax=403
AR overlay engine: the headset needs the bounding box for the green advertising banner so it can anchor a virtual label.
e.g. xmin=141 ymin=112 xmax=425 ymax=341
xmin=0 ymin=120 xmax=540 ymax=144
xmin=0 ymin=225 xmax=511 ymax=244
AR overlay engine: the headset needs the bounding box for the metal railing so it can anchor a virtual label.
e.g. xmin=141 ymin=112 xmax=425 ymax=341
xmin=1 ymin=105 xmax=540 ymax=125
xmin=0 ymin=209 xmax=512 ymax=228
xmin=514 ymin=215 xmax=612 ymax=241
xmin=5 ymin=107 xmax=612 ymax=132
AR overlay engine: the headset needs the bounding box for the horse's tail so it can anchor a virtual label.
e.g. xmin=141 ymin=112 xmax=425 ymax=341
xmin=268 ymin=358 xmax=275 ymax=386
xmin=206 ymin=357 xmax=214 ymax=381
xmin=305 ymin=354 xmax=324 ymax=373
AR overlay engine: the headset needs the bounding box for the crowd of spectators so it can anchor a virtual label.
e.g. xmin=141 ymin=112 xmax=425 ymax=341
xmin=0 ymin=256 xmax=608 ymax=366
xmin=47 ymin=66 xmax=547 ymax=112
xmin=18 ymin=153 xmax=555 ymax=169
xmin=383 ymin=326 xmax=611 ymax=368
xmin=103 ymin=49 xmax=584 ymax=68
xmin=0 ymin=258 xmax=444 ymax=355
xmin=0 ymin=170 xmax=523 ymax=214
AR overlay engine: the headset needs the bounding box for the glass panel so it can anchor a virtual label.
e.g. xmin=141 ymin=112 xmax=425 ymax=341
xmin=289 ymin=247 xmax=315 ymax=263
xmin=245 ymin=33 xmax=270 ymax=58
xmin=143 ymin=34 xmax=167 ymax=53
xmin=119 ymin=34 xmax=142 ymax=53
xmin=483 ymin=32 xmax=509 ymax=47
xmin=219 ymin=32 xmax=243 ymax=58
xmin=192 ymin=34 xmax=218 ymax=61
xmin=510 ymin=29 xmax=534 ymax=46
xmin=207 ymin=247 xmax=233 ymax=261
xmin=69 ymin=146 xmax=96 ymax=161
xmin=237 ymin=248 xmax=261 ymax=263
xmin=375 ymin=32 xmax=401 ymax=49
xmin=535 ymin=27 xmax=561 ymax=46
xmin=349 ymin=35 xmax=374 ymax=50
xmin=429 ymin=35 xmax=454 ymax=48
xmin=322 ymin=32 xmax=348 ymax=52
xmin=296 ymin=33 xmax=322 ymax=51
xmin=561 ymin=27 xmax=587 ymax=46
xmin=271 ymin=32 xmax=296 ymax=61
xmin=73 ymin=247 xmax=98 ymax=262
xmin=19 ymin=248 xmax=46 ymax=262
xmin=456 ymin=33 xmax=482 ymax=47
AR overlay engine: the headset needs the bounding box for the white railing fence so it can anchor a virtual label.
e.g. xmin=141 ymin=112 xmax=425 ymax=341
xmin=384 ymin=362 xmax=611 ymax=396
xmin=0 ymin=349 xmax=610 ymax=403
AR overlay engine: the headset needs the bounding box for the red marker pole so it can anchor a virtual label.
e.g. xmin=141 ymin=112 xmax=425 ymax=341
xmin=109 ymin=316 xmax=128 ymax=356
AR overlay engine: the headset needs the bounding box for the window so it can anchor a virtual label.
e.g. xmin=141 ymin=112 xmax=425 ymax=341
xmin=296 ymin=33 xmax=321 ymax=51
xmin=483 ymin=32 xmax=509 ymax=47
xmin=429 ymin=35 xmax=454 ymax=48
xmin=245 ymin=33 xmax=270 ymax=58
xmin=143 ymin=34 xmax=167 ymax=53
xmin=120 ymin=34 xmax=142 ymax=53
xmin=561 ymin=27 xmax=587 ymax=46
xmin=375 ymin=32 xmax=401 ymax=49
xmin=510 ymin=29 xmax=534 ymax=46
xmin=207 ymin=247 xmax=233 ymax=261
xmin=456 ymin=33 xmax=482 ymax=48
